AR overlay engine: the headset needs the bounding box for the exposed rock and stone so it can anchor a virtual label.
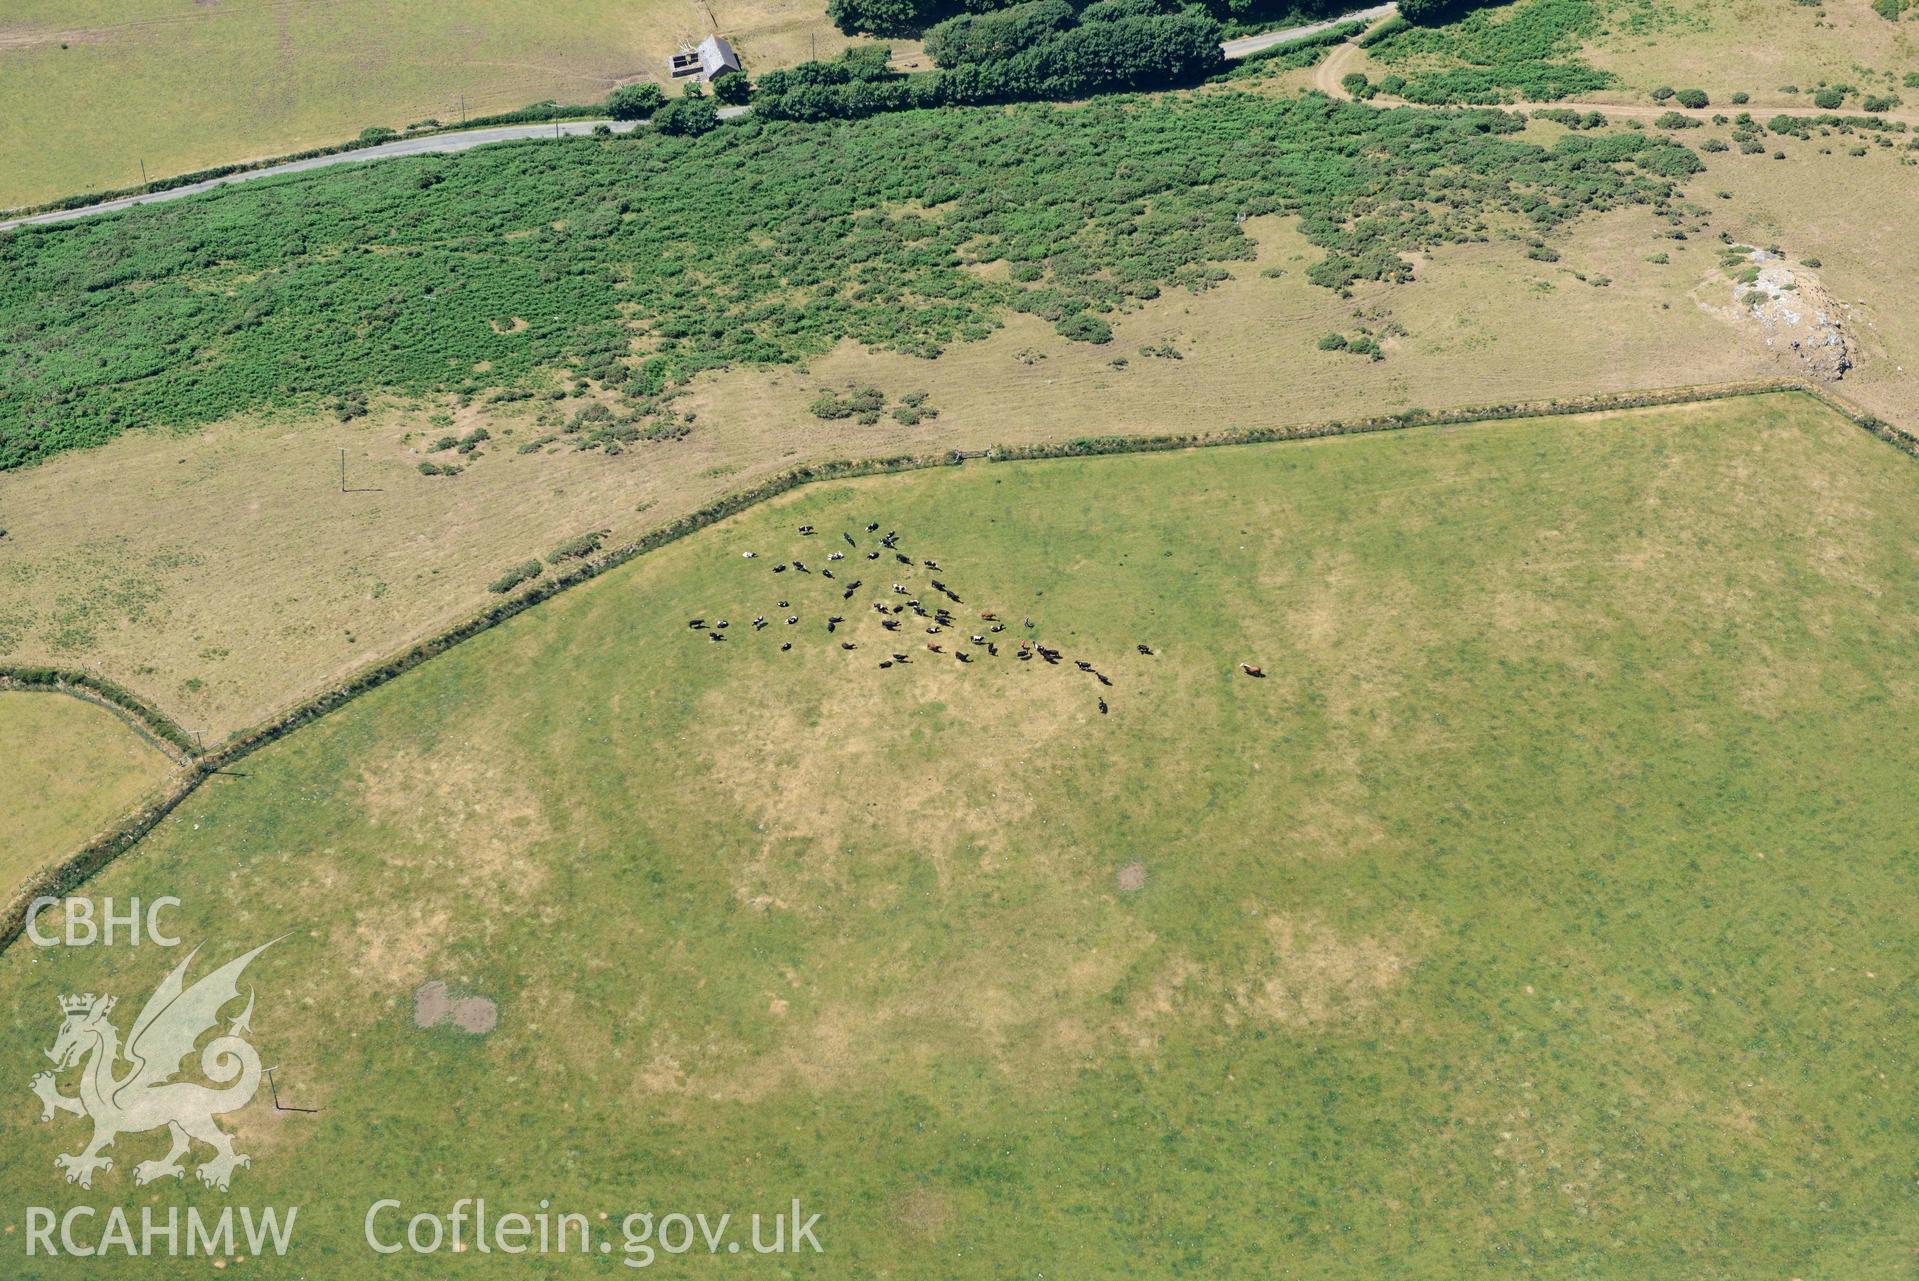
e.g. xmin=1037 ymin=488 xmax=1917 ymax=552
xmin=1714 ymin=249 xmax=1853 ymax=382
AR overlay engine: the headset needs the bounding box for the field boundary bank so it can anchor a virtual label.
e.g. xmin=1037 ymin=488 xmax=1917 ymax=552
xmin=0 ymin=771 xmax=201 ymax=956
xmin=2 ymin=375 xmax=1911 ymax=952
xmin=991 ymin=378 xmax=1917 ymax=463
xmin=0 ymin=667 xmax=198 ymax=760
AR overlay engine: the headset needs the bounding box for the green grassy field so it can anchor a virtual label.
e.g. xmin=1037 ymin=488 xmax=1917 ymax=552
xmin=4 ymin=393 xmax=1916 ymax=1276
xmin=0 ymin=693 xmax=173 ymax=895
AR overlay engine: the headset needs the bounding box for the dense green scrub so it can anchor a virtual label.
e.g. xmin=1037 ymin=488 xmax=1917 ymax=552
xmin=5 ymin=396 xmax=1915 ymax=1276
xmin=1364 ymin=0 xmax=1614 ymax=103
xmin=754 ymin=3 xmax=1227 ymax=120
xmin=0 ymin=93 xmax=1697 ymax=469
xmin=830 ymin=0 xmax=1352 ymax=41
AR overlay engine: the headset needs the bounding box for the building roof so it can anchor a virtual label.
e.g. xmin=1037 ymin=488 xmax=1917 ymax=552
xmin=697 ymin=35 xmax=740 ymax=79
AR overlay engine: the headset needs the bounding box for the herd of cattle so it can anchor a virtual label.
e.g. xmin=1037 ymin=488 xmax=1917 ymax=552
xmin=688 ymin=519 xmax=1265 ymax=713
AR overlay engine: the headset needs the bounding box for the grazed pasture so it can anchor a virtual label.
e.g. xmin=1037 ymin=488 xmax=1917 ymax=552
xmin=4 ymin=394 xmax=1914 ymax=1276
xmin=0 ymin=692 xmax=173 ymax=893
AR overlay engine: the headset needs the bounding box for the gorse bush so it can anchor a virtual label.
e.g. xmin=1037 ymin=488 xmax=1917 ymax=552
xmin=808 ymin=385 xmax=888 ymax=419
xmin=1364 ymin=0 xmax=1613 ymax=104
xmin=487 ymin=561 xmax=543 ymax=593
xmin=1530 ymin=107 xmax=1607 ymax=129
xmin=0 ymin=94 xmax=1698 ymax=468
xmin=1055 ymin=313 xmax=1112 ymax=343
xmin=546 ymin=530 xmax=609 ymax=564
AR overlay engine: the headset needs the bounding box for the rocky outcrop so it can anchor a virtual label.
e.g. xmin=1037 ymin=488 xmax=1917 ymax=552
xmin=1721 ymin=249 xmax=1853 ymax=382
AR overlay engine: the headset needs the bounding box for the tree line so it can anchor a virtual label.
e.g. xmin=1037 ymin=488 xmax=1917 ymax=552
xmin=757 ymin=0 xmax=1223 ymax=121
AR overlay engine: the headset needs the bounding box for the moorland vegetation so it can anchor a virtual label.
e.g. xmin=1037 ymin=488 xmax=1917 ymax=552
xmin=0 ymin=92 xmax=1700 ymax=469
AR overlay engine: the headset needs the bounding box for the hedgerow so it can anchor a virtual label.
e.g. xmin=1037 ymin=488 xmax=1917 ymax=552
xmin=0 ymin=93 xmax=1697 ymax=468
xmin=0 ymin=665 xmax=197 ymax=755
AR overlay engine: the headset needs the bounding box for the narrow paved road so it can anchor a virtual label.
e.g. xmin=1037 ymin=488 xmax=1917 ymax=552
xmin=0 ymin=109 xmax=746 ymax=232
xmin=1221 ymin=3 xmax=1396 ymax=59
xmin=2 ymin=8 xmax=1403 ymax=233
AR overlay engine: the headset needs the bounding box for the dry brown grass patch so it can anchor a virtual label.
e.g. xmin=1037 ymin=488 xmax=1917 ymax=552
xmin=697 ymin=660 xmax=1092 ymax=913
xmin=355 ymin=746 xmax=551 ymax=898
xmin=1235 ymin=913 xmax=1410 ymax=1030
xmin=892 ymin=1186 xmax=953 ymax=1240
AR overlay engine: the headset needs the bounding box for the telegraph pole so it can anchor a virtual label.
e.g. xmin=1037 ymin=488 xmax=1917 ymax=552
xmin=139 ymin=159 xmax=148 ymax=188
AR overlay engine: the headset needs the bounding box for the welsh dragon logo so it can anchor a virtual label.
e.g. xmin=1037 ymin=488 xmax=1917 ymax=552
xmin=31 ymin=940 xmax=277 ymax=1191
